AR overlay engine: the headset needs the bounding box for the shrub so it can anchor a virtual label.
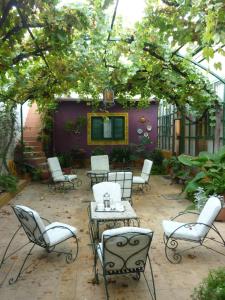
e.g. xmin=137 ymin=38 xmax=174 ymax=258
xmin=0 ymin=175 xmax=18 ymax=193
xmin=91 ymin=147 xmax=107 ymax=156
xmin=192 ymin=268 xmax=225 ymax=300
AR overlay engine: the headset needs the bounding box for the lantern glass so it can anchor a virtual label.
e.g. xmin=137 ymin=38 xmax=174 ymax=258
xmin=103 ymin=88 xmax=114 ymax=104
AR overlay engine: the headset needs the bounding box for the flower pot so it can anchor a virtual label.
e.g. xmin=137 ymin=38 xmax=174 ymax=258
xmin=216 ymin=206 xmax=225 ymax=222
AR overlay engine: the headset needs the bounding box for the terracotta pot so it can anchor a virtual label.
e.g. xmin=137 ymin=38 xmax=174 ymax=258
xmin=216 ymin=206 xmax=225 ymax=222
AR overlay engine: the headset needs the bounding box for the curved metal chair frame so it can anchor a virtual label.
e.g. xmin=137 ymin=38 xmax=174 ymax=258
xmin=163 ymin=211 xmax=225 ymax=264
xmin=48 ymin=177 xmax=82 ymax=191
xmin=0 ymin=206 xmax=78 ymax=285
xmin=94 ymin=229 xmax=156 ymax=300
xmin=47 ymin=157 xmax=82 ymax=192
xmin=133 ymin=159 xmax=153 ymax=192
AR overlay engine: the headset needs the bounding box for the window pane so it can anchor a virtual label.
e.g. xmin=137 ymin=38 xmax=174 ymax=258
xmin=113 ymin=117 xmax=124 ymax=139
xmin=92 ymin=117 xmax=103 ymax=140
xmin=103 ymin=118 xmax=112 ymax=138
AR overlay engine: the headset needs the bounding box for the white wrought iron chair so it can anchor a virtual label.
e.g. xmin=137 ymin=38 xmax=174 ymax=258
xmin=47 ymin=157 xmax=82 ymax=190
xmin=94 ymin=227 xmax=156 ymax=300
xmin=88 ymin=155 xmax=110 ymax=187
xmin=92 ymin=182 xmax=121 ymax=204
xmin=0 ymin=205 xmax=79 ymax=284
xmin=91 ymin=155 xmax=110 ymax=172
xmin=162 ymin=196 xmax=224 ymax=263
xmin=107 ymin=171 xmax=133 ymax=205
xmin=133 ymin=159 xmax=153 ymax=191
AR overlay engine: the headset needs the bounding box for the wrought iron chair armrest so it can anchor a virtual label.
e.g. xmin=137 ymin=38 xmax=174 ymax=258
xmin=171 ymin=211 xmax=200 ymax=221
xmin=41 ymin=217 xmax=51 ymax=224
xmin=166 ymin=222 xmax=212 ymax=240
xmin=42 ymin=225 xmax=76 ymax=237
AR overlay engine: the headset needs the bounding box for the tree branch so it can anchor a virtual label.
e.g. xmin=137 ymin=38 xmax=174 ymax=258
xmin=1 ymin=22 xmax=43 ymax=42
xmin=0 ymin=0 xmax=16 ymax=28
xmin=12 ymin=47 xmax=51 ymax=65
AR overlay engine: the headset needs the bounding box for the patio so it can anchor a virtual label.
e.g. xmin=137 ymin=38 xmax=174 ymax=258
xmin=1 ymin=172 xmax=225 ymax=300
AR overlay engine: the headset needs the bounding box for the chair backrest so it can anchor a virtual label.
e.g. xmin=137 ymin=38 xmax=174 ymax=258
xmin=197 ymin=196 xmax=222 ymax=236
xmin=12 ymin=205 xmax=50 ymax=247
xmin=141 ymin=159 xmax=153 ymax=183
xmin=47 ymin=157 xmax=63 ymax=180
xmin=102 ymin=227 xmax=153 ymax=274
xmin=107 ymin=171 xmax=133 ymax=201
xmin=91 ymin=155 xmax=110 ymax=171
xmin=92 ymin=182 xmax=121 ymax=204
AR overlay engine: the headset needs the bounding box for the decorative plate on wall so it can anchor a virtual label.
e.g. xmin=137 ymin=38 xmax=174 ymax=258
xmin=144 ymin=132 xmax=149 ymax=137
xmin=146 ymin=125 xmax=152 ymax=131
xmin=137 ymin=128 xmax=143 ymax=135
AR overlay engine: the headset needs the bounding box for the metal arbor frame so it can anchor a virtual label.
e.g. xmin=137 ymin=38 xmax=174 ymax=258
xmin=0 ymin=206 xmax=79 ymax=285
xmin=163 ymin=211 xmax=225 ymax=264
xmin=94 ymin=230 xmax=156 ymax=300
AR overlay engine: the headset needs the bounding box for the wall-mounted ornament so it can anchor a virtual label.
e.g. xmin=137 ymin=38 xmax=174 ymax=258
xmin=139 ymin=116 xmax=146 ymax=123
xmin=146 ymin=124 xmax=152 ymax=131
xmin=137 ymin=128 xmax=143 ymax=135
xmin=144 ymin=132 xmax=149 ymax=137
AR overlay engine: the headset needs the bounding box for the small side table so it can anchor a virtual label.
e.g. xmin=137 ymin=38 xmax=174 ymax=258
xmin=88 ymin=201 xmax=140 ymax=251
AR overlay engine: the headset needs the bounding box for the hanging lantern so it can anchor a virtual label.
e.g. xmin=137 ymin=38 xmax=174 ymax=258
xmin=103 ymin=87 xmax=114 ymax=105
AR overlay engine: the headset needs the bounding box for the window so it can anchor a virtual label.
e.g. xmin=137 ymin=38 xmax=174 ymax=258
xmin=87 ymin=113 xmax=128 ymax=145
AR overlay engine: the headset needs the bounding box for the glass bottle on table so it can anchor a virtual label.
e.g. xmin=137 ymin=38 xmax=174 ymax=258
xmin=103 ymin=192 xmax=110 ymax=209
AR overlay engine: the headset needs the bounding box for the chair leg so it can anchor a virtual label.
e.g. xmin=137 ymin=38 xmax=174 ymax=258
xmin=48 ymin=235 xmax=79 ymax=263
xmin=94 ymin=249 xmax=99 ymax=284
xmin=9 ymin=243 xmax=36 ymax=285
xmin=103 ymin=272 xmax=109 ymax=300
xmin=143 ymin=255 xmax=156 ymax=300
xmin=0 ymin=226 xmax=22 ymax=269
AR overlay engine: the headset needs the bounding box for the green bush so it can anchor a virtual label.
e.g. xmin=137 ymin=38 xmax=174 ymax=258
xmin=148 ymin=149 xmax=165 ymax=174
xmin=110 ymin=147 xmax=132 ymax=163
xmin=0 ymin=175 xmax=18 ymax=193
xmin=91 ymin=147 xmax=107 ymax=156
xmin=58 ymin=153 xmax=73 ymax=168
xmin=192 ymin=268 xmax=225 ymax=300
xmin=179 ymin=146 xmax=225 ymax=198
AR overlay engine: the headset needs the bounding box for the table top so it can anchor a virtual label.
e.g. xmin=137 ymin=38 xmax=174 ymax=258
xmin=90 ymin=201 xmax=137 ymax=220
xmin=87 ymin=170 xmax=109 ymax=175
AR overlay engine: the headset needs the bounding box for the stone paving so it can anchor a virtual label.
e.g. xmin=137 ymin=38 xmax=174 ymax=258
xmin=0 ymin=170 xmax=225 ymax=300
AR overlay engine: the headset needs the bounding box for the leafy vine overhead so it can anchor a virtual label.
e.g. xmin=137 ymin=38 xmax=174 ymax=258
xmin=0 ymin=0 xmax=224 ymax=118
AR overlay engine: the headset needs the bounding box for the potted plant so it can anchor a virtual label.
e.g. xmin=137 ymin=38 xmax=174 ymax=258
xmin=58 ymin=153 xmax=73 ymax=174
xmin=71 ymin=148 xmax=87 ymax=168
xmin=110 ymin=147 xmax=132 ymax=169
xmin=192 ymin=267 xmax=225 ymax=300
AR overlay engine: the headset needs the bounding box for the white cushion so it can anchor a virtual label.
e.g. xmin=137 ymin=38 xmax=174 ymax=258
xmin=141 ymin=159 xmax=153 ymax=182
xmin=133 ymin=176 xmax=145 ymax=184
xmin=162 ymin=197 xmax=222 ymax=241
xmin=197 ymin=196 xmax=221 ymax=236
xmin=91 ymin=155 xmax=109 ymax=171
xmin=14 ymin=205 xmax=50 ymax=244
xmin=44 ymin=222 xmax=77 ymax=246
xmin=48 ymin=157 xmax=77 ymax=183
xmin=162 ymin=220 xmax=202 ymax=241
xmin=92 ymin=182 xmax=121 ymax=203
xmin=54 ymin=174 xmax=77 ymax=182
xmin=102 ymin=226 xmax=152 ymax=238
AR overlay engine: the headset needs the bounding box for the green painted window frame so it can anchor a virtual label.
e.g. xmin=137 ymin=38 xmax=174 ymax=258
xmin=91 ymin=116 xmax=125 ymax=141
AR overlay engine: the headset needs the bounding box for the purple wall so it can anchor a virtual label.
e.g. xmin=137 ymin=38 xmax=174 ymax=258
xmin=53 ymin=101 xmax=158 ymax=157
